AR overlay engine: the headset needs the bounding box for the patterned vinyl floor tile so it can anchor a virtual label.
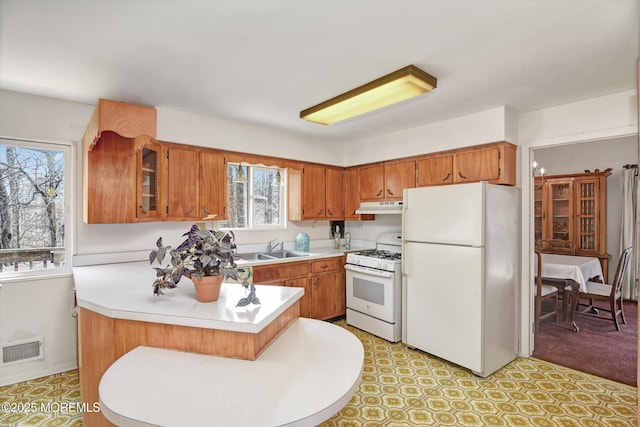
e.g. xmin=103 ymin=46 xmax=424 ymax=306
xmin=319 ymin=320 xmax=636 ymax=427
xmin=0 ymin=320 xmax=636 ymax=426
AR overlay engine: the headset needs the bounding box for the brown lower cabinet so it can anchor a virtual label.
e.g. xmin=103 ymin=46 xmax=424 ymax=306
xmin=252 ymin=256 xmax=346 ymax=320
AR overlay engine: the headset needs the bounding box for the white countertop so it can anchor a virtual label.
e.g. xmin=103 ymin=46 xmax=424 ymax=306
xmin=99 ymin=317 xmax=364 ymax=427
xmin=72 ymin=261 xmax=303 ymax=333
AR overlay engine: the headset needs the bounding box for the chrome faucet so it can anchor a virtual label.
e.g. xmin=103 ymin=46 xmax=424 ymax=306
xmin=267 ymin=239 xmax=283 ymax=253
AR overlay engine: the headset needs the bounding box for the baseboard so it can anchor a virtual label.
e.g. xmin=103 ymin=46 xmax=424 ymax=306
xmin=0 ymin=362 xmax=77 ymax=387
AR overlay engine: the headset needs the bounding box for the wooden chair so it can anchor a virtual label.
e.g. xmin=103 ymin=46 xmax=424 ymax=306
xmin=536 ymin=239 xmax=576 ymax=255
xmin=535 ymin=239 xmax=574 ymax=320
xmin=577 ymin=247 xmax=633 ymax=331
xmin=534 ymin=250 xmax=560 ymax=332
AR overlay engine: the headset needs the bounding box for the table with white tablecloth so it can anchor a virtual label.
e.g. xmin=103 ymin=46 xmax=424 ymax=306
xmin=535 ymin=253 xmax=604 ymax=332
xmin=538 ymin=253 xmax=604 ymax=292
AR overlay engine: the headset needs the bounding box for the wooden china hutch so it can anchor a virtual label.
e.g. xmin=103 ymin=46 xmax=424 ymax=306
xmin=534 ymin=169 xmax=612 ymax=280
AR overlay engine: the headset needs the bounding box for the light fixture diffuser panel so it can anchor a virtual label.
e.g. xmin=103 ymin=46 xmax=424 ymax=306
xmin=300 ymin=65 xmax=436 ymax=125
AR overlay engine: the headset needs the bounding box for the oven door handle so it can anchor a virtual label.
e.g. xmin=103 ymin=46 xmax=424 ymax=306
xmin=344 ymin=264 xmax=394 ymax=278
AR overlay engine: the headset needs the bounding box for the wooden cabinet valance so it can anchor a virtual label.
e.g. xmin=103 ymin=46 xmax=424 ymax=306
xmin=83 ymin=98 xmax=156 ymax=152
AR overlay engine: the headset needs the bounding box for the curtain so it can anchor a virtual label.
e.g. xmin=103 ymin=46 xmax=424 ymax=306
xmin=620 ymin=165 xmax=638 ymax=300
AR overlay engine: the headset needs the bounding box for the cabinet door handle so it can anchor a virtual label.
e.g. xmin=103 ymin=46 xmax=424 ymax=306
xmin=443 ymin=173 xmax=451 ymax=182
xmin=203 ymin=207 xmax=211 ymax=214
xmin=185 ymin=206 xmax=194 ymax=215
xmin=376 ymin=190 xmax=383 ymax=197
xmin=139 ymin=205 xmax=147 ymax=214
xmin=317 ymin=209 xmax=324 ymax=215
xmin=327 ymin=209 xmax=333 ymax=216
xmin=387 ymin=189 xmax=394 ymax=196
xmin=320 ymin=264 xmax=328 ymax=269
xmin=458 ymin=172 xmax=468 ymax=180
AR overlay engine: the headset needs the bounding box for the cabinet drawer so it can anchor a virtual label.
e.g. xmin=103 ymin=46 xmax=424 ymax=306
xmin=311 ymin=257 xmax=344 ymax=274
xmin=253 ymin=261 xmax=310 ymax=283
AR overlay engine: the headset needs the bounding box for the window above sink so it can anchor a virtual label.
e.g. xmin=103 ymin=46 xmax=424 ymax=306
xmin=218 ymin=163 xmax=287 ymax=231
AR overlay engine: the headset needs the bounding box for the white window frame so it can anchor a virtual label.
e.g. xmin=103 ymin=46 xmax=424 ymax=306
xmin=0 ymin=137 xmax=74 ymax=280
xmin=222 ymin=163 xmax=286 ymax=231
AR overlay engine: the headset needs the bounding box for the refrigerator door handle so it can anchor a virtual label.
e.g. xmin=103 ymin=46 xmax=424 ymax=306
xmin=401 ymin=272 xmax=408 ymax=343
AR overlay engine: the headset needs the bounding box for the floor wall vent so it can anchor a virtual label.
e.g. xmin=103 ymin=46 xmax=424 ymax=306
xmin=1 ymin=337 xmax=44 ymax=365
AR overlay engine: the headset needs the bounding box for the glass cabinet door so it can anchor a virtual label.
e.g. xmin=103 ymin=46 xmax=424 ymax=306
xmin=575 ymin=179 xmax=599 ymax=253
xmin=533 ymin=178 xmax=543 ymax=243
xmin=136 ymin=140 xmax=162 ymax=220
xmin=546 ymin=180 xmax=573 ymax=242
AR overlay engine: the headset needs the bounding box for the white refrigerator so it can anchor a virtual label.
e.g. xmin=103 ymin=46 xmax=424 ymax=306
xmin=401 ymin=182 xmax=520 ymax=377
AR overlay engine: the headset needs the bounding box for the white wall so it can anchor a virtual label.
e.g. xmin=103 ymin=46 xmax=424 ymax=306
xmin=157 ymin=107 xmax=345 ymax=165
xmin=0 ymin=277 xmax=77 ymax=385
xmin=345 ymin=106 xmax=511 ymax=166
xmin=0 ymin=91 xmax=90 ymax=385
xmin=520 ymin=90 xmax=637 ymax=147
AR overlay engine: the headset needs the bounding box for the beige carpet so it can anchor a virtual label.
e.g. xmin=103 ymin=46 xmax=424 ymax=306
xmin=0 ymin=320 xmax=636 ymax=426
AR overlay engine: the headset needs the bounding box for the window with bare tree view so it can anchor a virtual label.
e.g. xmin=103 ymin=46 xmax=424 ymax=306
xmin=0 ymin=139 xmax=69 ymax=275
xmin=218 ymin=163 xmax=285 ymax=230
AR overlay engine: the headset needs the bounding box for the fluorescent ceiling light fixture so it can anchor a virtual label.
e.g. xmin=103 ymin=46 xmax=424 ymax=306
xmin=300 ymin=65 xmax=437 ymax=125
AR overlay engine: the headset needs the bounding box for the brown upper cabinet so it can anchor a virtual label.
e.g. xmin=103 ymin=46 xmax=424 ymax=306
xmin=294 ymin=165 xmax=345 ymax=220
xmin=416 ymin=142 xmax=516 ymax=187
xmin=164 ymin=143 xmax=201 ymax=221
xmin=344 ymin=168 xmax=360 ymax=220
xmin=344 ymin=168 xmax=374 ymax=220
xmin=83 ymin=99 xmax=157 ymax=224
xmin=301 ymin=164 xmax=327 ymax=219
xmin=164 ymin=144 xmax=229 ymax=222
xmin=416 ymin=155 xmax=453 ymax=186
xmin=359 ymin=161 xmax=415 ymax=201
xmin=325 ymin=167 xmax=345 ymax=219
xmin=199 ymin=150 xmax=228 ymax=221
xmin=84 ymin=99 xmax=230 ymax=224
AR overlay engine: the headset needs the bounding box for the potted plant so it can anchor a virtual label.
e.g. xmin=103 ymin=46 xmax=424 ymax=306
xmin=149 ymin=224 xmax=259 ymax=306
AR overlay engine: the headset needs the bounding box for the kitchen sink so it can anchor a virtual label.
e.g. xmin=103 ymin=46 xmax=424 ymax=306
xmin=266 ymin=250 xmax=307 ymax=259
xmin=234 ymin=252 xmax=277 ymax=261
xmin=234 ymin=250 xmax=308 ymax=261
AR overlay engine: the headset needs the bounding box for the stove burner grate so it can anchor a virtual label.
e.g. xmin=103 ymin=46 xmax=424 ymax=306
xmin=355 ymin=250 xmax=402 ymax=261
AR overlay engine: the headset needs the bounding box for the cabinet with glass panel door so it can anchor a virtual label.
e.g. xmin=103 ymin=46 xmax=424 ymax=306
xmin=534 ymin=169 xmax=611 ymax=279
xmin=136 ymin=138 xmax=163 ymax=221
xmin=535 ymin=178 xmax=574 ymax=243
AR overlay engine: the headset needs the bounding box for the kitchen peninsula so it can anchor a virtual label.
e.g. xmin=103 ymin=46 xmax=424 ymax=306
xmin=73 ymin=260 xmax=364 ymax=427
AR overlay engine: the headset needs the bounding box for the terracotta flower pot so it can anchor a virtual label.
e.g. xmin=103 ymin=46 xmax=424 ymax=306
xmin=192 ymin=275 xmax=223 ymax=302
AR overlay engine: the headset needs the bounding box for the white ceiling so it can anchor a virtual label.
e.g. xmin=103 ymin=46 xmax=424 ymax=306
xmin=1 ymin=0 xmax=638 ymax=141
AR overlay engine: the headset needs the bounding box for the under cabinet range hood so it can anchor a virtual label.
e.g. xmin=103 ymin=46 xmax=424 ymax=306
xmin=355 ymin=201 xmax=403 ymax=215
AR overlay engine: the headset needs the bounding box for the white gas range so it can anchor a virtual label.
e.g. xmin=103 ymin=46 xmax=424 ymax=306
xmin=344 ymin=232 xmax=402 ymax=342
